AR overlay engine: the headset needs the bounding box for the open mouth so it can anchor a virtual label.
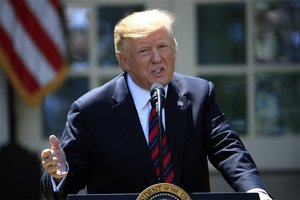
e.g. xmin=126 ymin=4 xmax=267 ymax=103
xmin=152 ymin=67 xmax=163 ymax=75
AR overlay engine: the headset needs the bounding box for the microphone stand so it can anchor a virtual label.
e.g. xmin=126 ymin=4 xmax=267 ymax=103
xmin=156 ymin=90 xmax=164 ymax=183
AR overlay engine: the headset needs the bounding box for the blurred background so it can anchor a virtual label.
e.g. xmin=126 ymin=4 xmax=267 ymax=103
xmin=0 ymin=0 xmax=299 ymax=199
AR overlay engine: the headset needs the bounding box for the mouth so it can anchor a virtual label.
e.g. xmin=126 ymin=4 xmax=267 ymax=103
xmin=151 ymin=67 xmax=163 ymax=75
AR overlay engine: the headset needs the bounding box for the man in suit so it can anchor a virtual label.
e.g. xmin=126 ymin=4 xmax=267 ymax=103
xmin=41 ymin=9 xmax=272 ymax=200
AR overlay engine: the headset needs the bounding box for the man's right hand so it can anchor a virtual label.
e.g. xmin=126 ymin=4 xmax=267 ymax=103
xmin=41 ymin=135 xmax=67 ymax=181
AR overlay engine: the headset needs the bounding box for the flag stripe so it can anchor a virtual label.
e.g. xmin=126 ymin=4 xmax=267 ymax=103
xmin=10 ymin=0 xmax=63 ymax=71
xmin=25 ymin=0 xmax=65 ymax=55
xmin=1 ymin=0 xmax=55 ymax=86
xmin=49 ymin=0 xmax=59 ymax=9
xmin=0 ymin=0 xmax=68 ymax=106
xmin=0 ymin=26 xmax=39 ymax=93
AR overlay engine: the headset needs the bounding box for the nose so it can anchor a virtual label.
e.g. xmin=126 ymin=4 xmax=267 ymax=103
xmin=151 ymin=48 xmax=162 ymax=64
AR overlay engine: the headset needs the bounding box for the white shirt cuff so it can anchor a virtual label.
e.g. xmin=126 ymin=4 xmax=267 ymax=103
xmin=247 ymin=188 xmax=268 ymax=194
xmin=51 ymin=162 xmax=69 ymax=192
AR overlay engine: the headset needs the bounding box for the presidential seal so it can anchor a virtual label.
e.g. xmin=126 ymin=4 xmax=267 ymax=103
xmin=136 ymin=183 xmax=191 ymax=200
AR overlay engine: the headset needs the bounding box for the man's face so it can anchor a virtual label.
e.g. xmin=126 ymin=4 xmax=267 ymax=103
xmin=119 ymin=28 xmax=176 ymax=90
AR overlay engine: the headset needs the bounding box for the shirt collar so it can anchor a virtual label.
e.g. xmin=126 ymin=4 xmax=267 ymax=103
xmin=126 ymin=75 xmax=168 ymax=112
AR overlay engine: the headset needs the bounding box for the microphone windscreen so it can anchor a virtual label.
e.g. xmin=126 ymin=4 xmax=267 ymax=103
xmin=150 ymin=83 xmax=164 ymax=95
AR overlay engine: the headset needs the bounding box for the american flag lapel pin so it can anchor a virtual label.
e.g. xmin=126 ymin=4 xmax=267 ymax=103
xmin=177 ymin=100 xmax=184 ymax=107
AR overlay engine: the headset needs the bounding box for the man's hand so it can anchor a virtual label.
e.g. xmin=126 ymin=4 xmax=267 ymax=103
xmin=258 ymin=192 xmax=273 ymax=200
xmin=41 ymin=135 xmax=67 ymax=181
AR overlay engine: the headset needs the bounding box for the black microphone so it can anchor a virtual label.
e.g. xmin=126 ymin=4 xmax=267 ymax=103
xmin=150 ymin=83 xmax=166 ymax=110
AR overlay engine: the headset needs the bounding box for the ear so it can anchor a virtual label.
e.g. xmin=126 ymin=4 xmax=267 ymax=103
xmin=118 ymin=53 xmax=130 ymax=72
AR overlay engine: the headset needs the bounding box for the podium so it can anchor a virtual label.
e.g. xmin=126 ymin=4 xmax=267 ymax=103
xmin=67 ymin=192 xmax=259 ymax=200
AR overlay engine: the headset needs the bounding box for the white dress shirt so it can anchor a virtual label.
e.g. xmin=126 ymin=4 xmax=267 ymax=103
xmin=127 ymin=75 xmax=167 ymax=144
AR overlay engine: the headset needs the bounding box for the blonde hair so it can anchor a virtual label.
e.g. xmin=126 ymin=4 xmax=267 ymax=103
xmin=114 ymin=9 xmax=177 ymax=64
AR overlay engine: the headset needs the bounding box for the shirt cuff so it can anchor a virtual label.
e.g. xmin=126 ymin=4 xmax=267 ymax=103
xmin=51 ymin=162 xmax=69 ymax=192
xmin=247 ymin=188 xmax=268 ymax=194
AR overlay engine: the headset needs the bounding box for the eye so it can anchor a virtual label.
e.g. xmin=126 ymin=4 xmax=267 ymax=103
xmin=138 ymin=48 xmax=149 ymax=56
xmin=159 ymin=44 xmax=169 ymax=50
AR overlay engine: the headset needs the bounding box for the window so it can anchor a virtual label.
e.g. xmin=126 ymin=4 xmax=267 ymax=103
xmin=255 ymin=73 xmax=300 ymax=135
xmin=254 ymin=1 xmax=300 ymax=63
xmin=197 ymin=3 xmax=246 ymax=64
xmin=253 ymin=0 xmax=300 ymax=135
xmin=195 ymin=1 xmax=299 ymax=137
xmin=202 ymin=75 xmax=247 ymax=134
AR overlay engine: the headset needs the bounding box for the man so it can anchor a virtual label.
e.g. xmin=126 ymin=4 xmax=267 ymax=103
xmin=41 ymin=9 xmax=272 ymax=200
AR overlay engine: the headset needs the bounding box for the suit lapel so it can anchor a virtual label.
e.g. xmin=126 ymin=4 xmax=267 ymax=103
xmin=111 ymin=74 xmax=189 ymax=184
xmin=165 ymin=82 xmax=189 ymax=184
xmin=111 ymin=74 xmax=158 ymax=184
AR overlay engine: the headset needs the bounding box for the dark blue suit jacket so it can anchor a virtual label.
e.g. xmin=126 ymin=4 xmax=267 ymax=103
xmin=41 ymin=72 xmax=266 ymax=199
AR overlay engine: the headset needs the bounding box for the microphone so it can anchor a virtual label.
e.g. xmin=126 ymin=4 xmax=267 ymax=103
xmin=150 ymin=83 xmax=166 ymax=110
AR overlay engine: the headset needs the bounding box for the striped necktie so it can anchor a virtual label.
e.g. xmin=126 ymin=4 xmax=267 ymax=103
xmin=148 ymin=106 xmax=175 ymax=183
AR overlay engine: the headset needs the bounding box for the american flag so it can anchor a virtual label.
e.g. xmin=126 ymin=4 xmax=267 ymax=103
xmin=0 ymin=0 xmax=68 ymax=106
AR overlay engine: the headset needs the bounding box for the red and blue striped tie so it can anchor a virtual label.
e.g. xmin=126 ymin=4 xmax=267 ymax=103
xmin=148 ymin=107 xmax=175 ymax=183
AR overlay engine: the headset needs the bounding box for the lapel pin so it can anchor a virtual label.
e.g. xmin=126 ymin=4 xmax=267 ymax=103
xmin=177 ymin=101 xmax=184 ymax=107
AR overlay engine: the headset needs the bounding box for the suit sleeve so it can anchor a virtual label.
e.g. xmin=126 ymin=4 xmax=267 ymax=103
xmin=204 ymin=82 xmax=267 ymax=192
xmin=40 ymin=100 xmax=90 ymax=200
xmin=40 ymin=171 xmax=66 ymax=200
